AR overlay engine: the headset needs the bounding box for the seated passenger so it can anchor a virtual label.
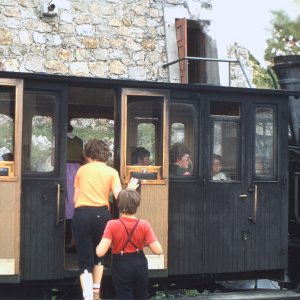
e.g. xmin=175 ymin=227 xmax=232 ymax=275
xmin=212 ymin=154 xmax=227 ymax=181
xmin=131 ymin=147 xmax=151 ymax=166
xmin=170 ymin=143 xmax=193 ymax=176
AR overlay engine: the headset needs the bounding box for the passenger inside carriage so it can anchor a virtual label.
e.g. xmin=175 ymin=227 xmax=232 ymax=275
xmin=212 ymin=154 xmax=228 ymax=181
xmin=131 ymin=147 xmax=151 ymax=166
xmin=169 ymin=143 xmax=193 ymax=176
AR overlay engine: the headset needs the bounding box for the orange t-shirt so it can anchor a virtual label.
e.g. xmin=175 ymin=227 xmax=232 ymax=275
xmin=74 ymin=161 xmax=121 ymax=208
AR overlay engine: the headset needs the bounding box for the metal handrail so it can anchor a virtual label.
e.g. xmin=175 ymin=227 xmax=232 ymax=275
xmin=162 ymin=56 xmax=252 ymax=88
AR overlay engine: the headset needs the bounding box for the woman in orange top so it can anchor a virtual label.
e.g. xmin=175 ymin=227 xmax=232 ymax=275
xmin=72 ymin=139 xmax=138 ymax=300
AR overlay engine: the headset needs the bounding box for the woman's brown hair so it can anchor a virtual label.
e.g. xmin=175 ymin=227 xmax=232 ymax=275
xmin=83 ymin=139 xmax=110 ymax=162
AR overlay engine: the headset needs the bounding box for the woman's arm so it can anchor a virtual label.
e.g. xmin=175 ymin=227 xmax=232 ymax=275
xmin=112 ymin=177 xmax=139 ymax=199
xmin=96 ymin=238 xmax=112 ymax=257
xmin=148 ymin=241 xmax=163 ymax=255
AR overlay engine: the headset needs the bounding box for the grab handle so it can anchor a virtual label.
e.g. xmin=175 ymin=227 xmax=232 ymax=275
xmin=248 ymin=184 xmax=258 ymax=224
xmin=56 ymin=183 xmax=61 ymax=226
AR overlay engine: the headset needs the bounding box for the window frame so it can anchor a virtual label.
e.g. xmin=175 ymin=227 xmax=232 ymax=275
xmin=120 ymin=88 xmax=169 ymax=184
xmin=253 ymin=105 xmax=278 ymax=182
xmin=169 ymin=101 xmax=199 ymax=180
xmin=209 ymin=114 xmax=241 ymax=183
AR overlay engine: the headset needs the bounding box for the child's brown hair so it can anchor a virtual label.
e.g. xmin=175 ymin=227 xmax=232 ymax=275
xmin=117 ymin=189 xmax=140 ymax=214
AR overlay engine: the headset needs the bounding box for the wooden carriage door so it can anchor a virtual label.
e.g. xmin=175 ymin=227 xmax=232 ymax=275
xmin=243 ymin=101 xmax=288 ymax=272
xmin=21 ymin=83 xmax=67 ymax=280
xmin=203 ymin=98 xmax=288 ymax=274
xmin=0 ymin=79 xmax=23 ymax=279
xmin=120 ymin=88 xmax=169 ymax=272
xmin=202 ymin=100 xmax=246 ymax=274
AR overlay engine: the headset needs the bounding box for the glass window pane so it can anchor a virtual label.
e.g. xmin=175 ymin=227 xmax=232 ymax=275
xmin=212 ymin=120 xmax=239 ymax=181
xmin=137 ymin=123 xmax=155 ymax=164
xmin=171 ymin=123 xmax=185 ymax=145
xmin=255 ymin=108 xmax=275 ymax=177
xmin=23 ymin=93 xmax=57 ymax=174
xmin=0 ymin=88 xmax=15 ymax=176
xmin=32 ymin=115 xmax=54 ymax=172
xmin=210 ymin=101 xmax=240 ymax=181
xmin=127 ymin=96 xmax=163 ymax=166
xmin=170 ymin=103 xmax=195 ymax=177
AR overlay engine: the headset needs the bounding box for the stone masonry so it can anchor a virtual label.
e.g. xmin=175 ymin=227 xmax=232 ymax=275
xmin=0 ymin=0 xmax=184 ymax=81
xmin=0 ymin=0 xmax=252 ymax=86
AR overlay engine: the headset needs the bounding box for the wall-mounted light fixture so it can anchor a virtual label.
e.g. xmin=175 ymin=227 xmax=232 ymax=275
xmin=41 ymin=1 xmax=58 ymax=17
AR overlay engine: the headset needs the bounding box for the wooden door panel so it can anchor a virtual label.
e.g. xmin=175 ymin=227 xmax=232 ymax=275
xmin=0 ymin=79 xmax=23 ymax=278
xmin=136 ymin=184 xmax=168 ymax=269
xmin=20 ymin=86 xmax=66 ymax=280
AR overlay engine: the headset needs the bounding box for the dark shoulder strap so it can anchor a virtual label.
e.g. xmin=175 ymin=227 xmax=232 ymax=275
xmin=119 ymin=218 xmax=140 ymax=254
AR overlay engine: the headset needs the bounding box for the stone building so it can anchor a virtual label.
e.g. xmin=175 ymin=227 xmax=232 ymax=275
xmin=0 ymin=0 xmax=252 ymax=86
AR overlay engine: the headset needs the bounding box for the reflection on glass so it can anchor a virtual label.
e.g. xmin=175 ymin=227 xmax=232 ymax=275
xmin=32 ymin=116 xmax=54 ymax=172
xmin=171 ymin=123 xmax=185 ymax=145
xmin=0 ymin=88 xmax=15 ymax=176
xmin=23 ymin=93 xmax=57 ymax=173
xmin=255 ymin=108 xmax=275 ymax=177
xmin=170 ymin=142 xmax=193 ymax=176
xmin=137 ymin=123 xmax=155 ymax=164
xmin=0 ymin=114 xmax=14 ymax=159
xmin=127 ymin=96 xmax=163 ymax=167
xmin=170 ymin=103 xmax=195 ymax=177
xmin=212 ymin=120 xmax=239 ymax=181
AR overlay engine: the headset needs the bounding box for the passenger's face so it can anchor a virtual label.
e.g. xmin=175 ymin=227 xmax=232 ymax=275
xmin=138 ymin=156 xmax=150 ymax=166
xmin=177 ymin=154 xmax=190 ymax=169
xmin=213 ymin=159 xmax=222 ymax=174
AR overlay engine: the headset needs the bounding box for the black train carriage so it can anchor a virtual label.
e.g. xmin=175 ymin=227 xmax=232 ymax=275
xmin=0 ymin=71 xmax=297 ymax=297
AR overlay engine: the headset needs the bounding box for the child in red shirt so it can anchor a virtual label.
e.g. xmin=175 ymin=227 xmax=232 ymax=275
xmin=96 ymin=189 xmax=162 ymax=300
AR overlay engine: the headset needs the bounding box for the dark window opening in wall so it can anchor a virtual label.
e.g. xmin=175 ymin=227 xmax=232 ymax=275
xmin=187 ymin=20 xmax=207 ymax=84
xmin=176 ymin=18 xmax=212 ymax=84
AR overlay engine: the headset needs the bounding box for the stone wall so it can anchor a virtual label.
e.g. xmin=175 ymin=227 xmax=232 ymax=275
xmin=0 ymin=0 xmax=188 ymax=81
xmin=0 ymin=0 xmax=252 ymax=86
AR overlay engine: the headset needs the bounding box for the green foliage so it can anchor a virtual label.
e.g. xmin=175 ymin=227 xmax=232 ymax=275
xmin=251 ymin=8 xmax=300 ymax=89
xmin=137 ymin=123 xmax=156 ymax=163
xmin=265 ymin=10 xmax=300 ymax=63
xmin=150 ymin=289 xmax=208 ymax=299
xmin=249 ymin=54 xmax=278 ymax=89
xmin=72 ymin=118 xmax=114 ymax=145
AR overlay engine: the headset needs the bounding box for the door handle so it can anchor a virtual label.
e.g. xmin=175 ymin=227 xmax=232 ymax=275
xmin=239 ymin=194 xmax=247 ymax=199
xmin=249 ymin=184 xmax=258 ymax=224
xmin=56 ymin=183 xmax=61 ymax=226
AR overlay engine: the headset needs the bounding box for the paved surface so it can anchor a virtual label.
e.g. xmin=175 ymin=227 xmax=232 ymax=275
xmin=188 ymin=289 xmax=300 ymax=299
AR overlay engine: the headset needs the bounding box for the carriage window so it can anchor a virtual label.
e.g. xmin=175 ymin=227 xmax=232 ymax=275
xmin=126 ymin=95 xmax=163 ymax=180
xmin=137 ymin=123 xmax=155 ymax=164
xmin=31 ymin=115 xmax=54 ymax=172
xmin=0 ymin=88 xmax=15 ymax=177
xmin=170 ymin=103 xmax=195 ymax=177
xmin=254 ymin=108 xmax=276 ymax=178
xmin=22 ymin=93 xmax=57 ymax=174
xmin=210 ymin=102 xmax=240 ymax=181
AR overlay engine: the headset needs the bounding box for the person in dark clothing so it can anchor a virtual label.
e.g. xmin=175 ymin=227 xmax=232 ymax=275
xmin=131 ymin=147 xmax=151 ymax=166
xmin=169 ymin=143 xmax=193 ymax=176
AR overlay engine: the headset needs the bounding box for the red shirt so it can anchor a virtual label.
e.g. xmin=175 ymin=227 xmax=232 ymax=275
xmin=103 ymin=217 xmax=157 ymax=254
